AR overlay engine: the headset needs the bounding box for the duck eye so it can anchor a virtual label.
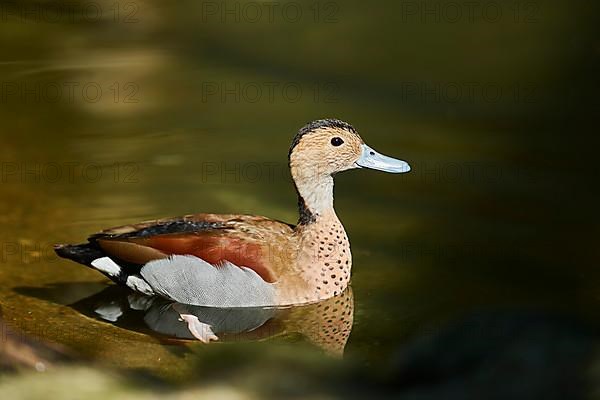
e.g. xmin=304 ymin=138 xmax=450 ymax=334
xmin=331 ymin=137 xmax=344 ymax=147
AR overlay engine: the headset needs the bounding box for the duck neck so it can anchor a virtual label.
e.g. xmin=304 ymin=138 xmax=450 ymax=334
xmin=294 ymin=174 xmax=334 ymax=225
xmin=291 ymin=174 xmax=352 ymax=301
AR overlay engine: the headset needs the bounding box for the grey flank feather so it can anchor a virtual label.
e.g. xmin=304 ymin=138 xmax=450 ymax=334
xmin=140 ymin=255 xmax=276 ymax=307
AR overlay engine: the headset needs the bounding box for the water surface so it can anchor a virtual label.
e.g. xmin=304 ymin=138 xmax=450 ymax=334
xmin=0 ymin=0 xmax=597 ymax=395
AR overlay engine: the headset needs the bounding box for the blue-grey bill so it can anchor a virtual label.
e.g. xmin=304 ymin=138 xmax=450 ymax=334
xmin=355 ymin=144 xmax=411 ymax=173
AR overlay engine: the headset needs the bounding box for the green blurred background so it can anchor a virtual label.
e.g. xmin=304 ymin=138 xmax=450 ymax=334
xmin=0 ymin=1 xmax=598 ymax=398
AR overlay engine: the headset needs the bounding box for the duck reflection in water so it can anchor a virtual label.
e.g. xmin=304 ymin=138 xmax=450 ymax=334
xmin=72 ymin=285 xmax=354 ymax=357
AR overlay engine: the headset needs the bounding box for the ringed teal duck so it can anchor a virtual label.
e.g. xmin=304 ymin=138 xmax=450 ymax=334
xmin=55 ymin=119 xmax=411 ymax=307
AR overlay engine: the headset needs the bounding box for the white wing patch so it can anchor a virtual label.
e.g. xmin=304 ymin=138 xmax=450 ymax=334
xmin=95 ymin=304 xmax=123 ymax=322
xmin=140 ymin=255 xmax=276 ymax=307
xmin=126 ymin=275 xmax=155 ymax=296
xmin=91 ymin=256 xmax=121 ymax=277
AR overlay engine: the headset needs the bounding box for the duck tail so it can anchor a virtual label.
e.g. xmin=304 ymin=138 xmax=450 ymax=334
xmin=54 ymin=242 xmax=105 ymax=267
xmin=54 ymin=243 xmax=154 ymax=295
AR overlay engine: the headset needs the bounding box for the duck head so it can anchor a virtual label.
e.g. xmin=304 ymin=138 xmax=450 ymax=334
xmin=289 ymin=119 xmax=411 ymax=224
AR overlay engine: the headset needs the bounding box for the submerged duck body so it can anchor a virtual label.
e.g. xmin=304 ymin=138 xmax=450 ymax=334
xmin=56 ymin=119 xmax=410 ymax=307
